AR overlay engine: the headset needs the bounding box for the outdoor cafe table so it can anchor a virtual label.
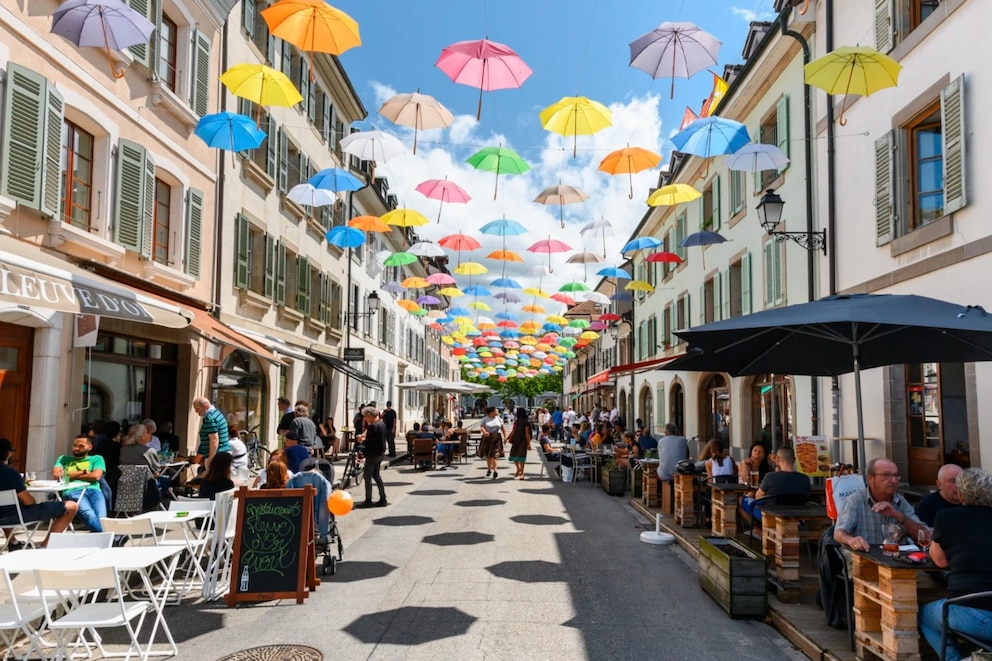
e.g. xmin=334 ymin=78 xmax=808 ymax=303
xmin=758 ymin=502 xmax=832 ymax=603
xmin=638 ymin=458 xmax=660 ymax=507
xmin=709 ymin=482 xmax=752 ymax=537
xmin=26 ymin=480 xmax=90 ymax=497
xmin=673 ymin=473 xmax=698 ymax=527
xmin=852 ymin=547 xmax=941 ymax=661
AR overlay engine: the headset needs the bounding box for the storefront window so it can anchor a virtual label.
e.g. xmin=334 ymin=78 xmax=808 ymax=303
xmin=751 ymin=374 xmax=793 ymax=449
xmin=213 ymin=350 xmax=267 ymax=437
xmin=83 ymin=333 xmax=178 ymax=428
xmin=703 ymin=375 xmax=730 ymax=447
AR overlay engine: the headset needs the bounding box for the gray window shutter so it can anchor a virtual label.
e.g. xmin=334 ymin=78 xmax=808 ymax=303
xmin=140 ymin=150 xmax=155 ymax=259
xmin=741 ymin=253 xmax=752 ymax=315
xmin=307 ymin=74 xmax=317 ymax=124
xmin=328 ymin=104 xmax=337 ymax=149
xmin=321 ymin=93 xmax=331 ymax=143
xmin=697 ymin=195 xmax=705 ymax=230
xmin=675 ymin=213 xmax=686 ymax=260
xmin=776 ymin=95 xmax=790 ymax=169
xmin=874 ymin=131 xmax=895 ymax=246
xmin=1 ymin=64 xmax=57 ymax=213
xmin=281 ymin=40 xmax=292 ymax=78
xmin=721 ymin=268 xmax=731 ymax=319
xmin=263 ymin=234 xmax=274 ymax=298
xmin=190 ymin=31 xmax=212 ymax=117
xmin=711 ymin=174 xmax=721 ymax=231
xmin=266 ymin=116 xmax=277 ymax=179
xmin=875 ymin=0 xmax=894 ymax=54
xmin=941 ymin=74 xmax=967 ymax=215
xmin=235 ymin=213 xmax=249 ymax=289
xmin=277 ymin=126 xmax=288 ymax=192
xmin=184 ymin=187 xmax=203 ymax=277
xmin=298 ymin=57 xmax=310 ymax=117
xmin=297 ymin=256 xmax=310 ymax=312
xmin=266 ymin=32 xmax=276 ymax=66
xmin=698 ymin=285 xmax=706 ymax=325
xmin=764 ymin=242 xmax=774 ymax=308
xmin=684 ymin=292 xmax=690 ymax=329
xmin=114 ymin=139 xmax=148 ymax=253
xmin=41 ymin=79 xmax=65 ymax=218
xmin=275 ymin=241 xmax=286 ymax=305
xmin=241 ymin=0 xmax=255 ymax=37
xmin=127 ymin=0 xmax=153 ymax=65
xmin=713 ymin=272 xmax=722 ymax=321
xmin=148 ymin=1 xmax=161 ymax=81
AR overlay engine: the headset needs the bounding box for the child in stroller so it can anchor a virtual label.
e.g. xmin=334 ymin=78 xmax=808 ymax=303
xmin=288 ymin=457 xmax=344 ymax=575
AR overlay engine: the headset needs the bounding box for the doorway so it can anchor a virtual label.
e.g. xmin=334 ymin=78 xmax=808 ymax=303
xmin=670 ymin=382 xmax=685 ymax=436
xmin=0 ymin=323 xmax=32 ymax=472
xmin=702 ymin=374 xmax=731 ymax=448
xmin=906 ymin=362 xmax=970 ymax=485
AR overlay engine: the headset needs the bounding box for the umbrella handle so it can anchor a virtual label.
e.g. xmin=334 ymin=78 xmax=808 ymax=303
xmin=100 ymin=13 xmax=126 ymax=79
xmin=477 ymin=86 xmax=483 ymax=121
xmin=560 ymin=205 xmax=565 ymax=230
xmin=493 ymin=172 xmax=498 ymax=201
xmin=628 ymin=172 xmax=634 ymax=200
xmin=413 ymin=125 xmax=419 ymax=156
xmin=437 ymin=201 xmax=443 ymax=223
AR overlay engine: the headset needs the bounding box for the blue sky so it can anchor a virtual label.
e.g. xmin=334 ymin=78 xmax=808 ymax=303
xmin=327 ymin=0 xmax=778 ymax=293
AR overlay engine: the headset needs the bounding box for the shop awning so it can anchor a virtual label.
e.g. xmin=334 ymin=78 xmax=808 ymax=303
xmin=0 ymin=233 xmax=191 ymax=328
xmin=229 ymin=325 xmax=314 ymax=363
xmin=587 ymin=368 xmax=613 ymax=385
xmin=309 ymin=345 xmax=383 ymax=389
xmin=608 ymin=353 xmax=685 ymax=377
xmin=187 ymin=308 xmax=278 ymax=363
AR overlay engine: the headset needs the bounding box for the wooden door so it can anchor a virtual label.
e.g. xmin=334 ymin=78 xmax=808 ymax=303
xmin=0 ymin=323 xmax=33 ymax=472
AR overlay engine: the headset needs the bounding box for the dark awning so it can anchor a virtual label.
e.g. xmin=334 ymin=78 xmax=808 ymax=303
xmin=308 ymin=346 xmax=383 ymax=389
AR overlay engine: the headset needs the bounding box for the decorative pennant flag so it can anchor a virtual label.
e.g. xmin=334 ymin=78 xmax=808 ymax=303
xmin=679 ymin=106 xmax=698 ymax=131
xmin=700 ymin=71 xmax=729 ymax=117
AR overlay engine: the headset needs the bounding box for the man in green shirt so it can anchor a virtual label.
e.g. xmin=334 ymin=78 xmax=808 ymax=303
xmin=192 ymin=396 xmax=230 ymax=466
xmin=52 ymin=434 xmax=107 ymax=532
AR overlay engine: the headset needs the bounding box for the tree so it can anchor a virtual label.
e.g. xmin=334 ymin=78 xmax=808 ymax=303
xmin=464 ymin=372 xmax=563 ymax=406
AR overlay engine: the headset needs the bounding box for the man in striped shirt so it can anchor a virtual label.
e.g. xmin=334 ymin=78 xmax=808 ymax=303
xmin=192 ymin=396 xmax=230 ymax=466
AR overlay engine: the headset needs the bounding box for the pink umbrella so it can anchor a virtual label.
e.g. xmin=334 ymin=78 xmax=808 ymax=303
xmin=550 ymin=292 xmax=576 ymax=305
xmin=435 ymin=38 xmax=533 ymax=120
xmin=415 ymin=178 xmax=471 ymax=223
xmin=425 ymin=272 xmax=457 ymax=285
xmin=527 ymin=237 xmax=572 ymax=274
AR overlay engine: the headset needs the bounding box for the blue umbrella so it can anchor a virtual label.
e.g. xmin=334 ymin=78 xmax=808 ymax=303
xmin=500 ymin=329 xmax=520 ymax=339
xmin=52 ymin=0 xmax=155 ymax=78
xmin=310 ymin=168 xmax=364 ymax=192
xmin=463 ymin=285 xmax=492 ymax=297
xmin=670 ymin=117 xmax=750 ymax=158
xmin=491 ymin=277 xmax=522 ymax=289
xmin=495 ymin=311 xmax=517 ymax=321
xmin=325 ymin=226 xmax=366 ymax=249
xmin=194 ymin=112 xmax=265 ymax=151
xmin=479 ymin=218 xmax=528 ymax=236
xmin=622 ymin=236 xmax=662 ymax=253
xmin=449 ymin=306 xmax=471 ymax=317
xmin=680 ymin=231 xmax=727 ymax=247
xmin=596 ymin=266 xmax=632 ymax=279
xmin=542 ymin=322 xmax=563 ymax=332
xmin=611 ymin=292 xmax=634 ymax=302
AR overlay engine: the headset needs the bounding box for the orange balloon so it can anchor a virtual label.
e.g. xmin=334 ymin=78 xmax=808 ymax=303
xmin=327 ymin=490 xmax=353 ymax=516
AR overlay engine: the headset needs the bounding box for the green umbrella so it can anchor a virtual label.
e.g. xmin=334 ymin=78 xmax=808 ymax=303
xmin=410 ymin=308 xmax=428 ymax=316
xmin=384 ymin=251 xmax=418 ymax=267
xmin=467 ymin=145 xmax=531 ymax=200
xmin=559 ymin=281 xmax=590 ymax=293
xmin=567 ymin=319 xmax=591 ymax=329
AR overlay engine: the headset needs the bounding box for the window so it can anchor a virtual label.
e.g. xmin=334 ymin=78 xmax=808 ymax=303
xmin=287 ymin=139 xmax=304 ymax=191
xmin=676 ymin=293 xmax=689 ymax=336
xmin=234 ymin=214 xmax=271 ymax=297
xmin=701 ymin=277 xmax=717 ymax=325
xmin=701 ymin=175 xmax=721 ymax=231
xmin=329 ymin=280 xmax=342 ymax=329
xmin=61 ymin=120 xmax=95 ymax=229
xmin=763 ymin=240 xmax=784 ymax=308
xmin=674 ymin=212 xmax=687 ymax=261
xmin=756 ymin=97 xmax=789 ymax=191
xmin=727 ymin=253 xmax=751 ymax=318
xmin=158 ymin=13 xmax=178 ymax=92
xmin=152 ymin=178 xmax=171 ymax=264
xmin=729 ymin=170 xmax=745 ymax=216
xmin=877 ymin=1 xmax=943 ymax=52
xmin=874 ymin=76 xmax=966 ymax=245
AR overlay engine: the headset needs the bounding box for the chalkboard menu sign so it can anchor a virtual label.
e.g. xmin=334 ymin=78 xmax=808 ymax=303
xmin=226 ymin=486 xmax=318 ymax=606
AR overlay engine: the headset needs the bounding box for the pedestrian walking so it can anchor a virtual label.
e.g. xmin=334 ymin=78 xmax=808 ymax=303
xmin=508 ymin=407 xmax=532 ymax=480
xmin=479 ymin=406 xmax=506 ymax=480
xmin=357 ymin=406 xmax=388 ymax=508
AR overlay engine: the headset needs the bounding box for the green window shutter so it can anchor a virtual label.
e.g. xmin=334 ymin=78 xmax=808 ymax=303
xmin=241 ymin=0 xmax=255 ymax=37
xmin=776 ymin=95 xmax=790 ymax=170
xmin=114 ymin=139 xmax=147 ymax=253
xmin=127 ymin=0 xmax=153 ymax=65
xmin=184 ymin=188 xmax=203 ymax=277
xmin=235 ymin=213 xmax=249 ymax=289
xmin=319 ymin=272 xmax=329 ymax=323
xmin=277 ymin=126 xmax=288 ymax=192
xmin=697 ymin=195 xmax=705 ymax=230
xmin=266 ymin=116 xmax=277 ymax=179
xmin=712 ymin=174 xmax=721 ymax=231
xmin=874 ymin=131 xmax=895 ymax=246
xmin=764 ymin=242 xmax=773 ymax=308
xmin=140 ymin=149 xmax=155 ymax=259
xmin=713 ymin=272 xmax=722 ymax=321
xmin=722 ymin=268 xmax=731 ymax=320
xmin=263 ymin=234 xmax=275 ymax=298
xmin=298 ymin=257 xmax=310 ymax=313
xmin=741 ymin=253 xmax=752 ymax=315
xmin=941 ymin=74 xmax=967 ymax=215
xmin=684 ymin=293 xmax=690 ymax=330
xmin=190 ymin=31 xmax=211 ymax=117
xmin=321 ymin=93 xmax=331 ymax=143
xmin=1 ymin=64 xmax=50 ymax=212
xmin=41 ymin=80 xmax=65 ymax=218
xmin=675 ymin=213 xmax=686 ymax=260
xmin=275 ymin=241 xmax=286 ymax=305
xmin=875 ymin=0 xmax=893 ymax=53
xmin=698 ymin=285 xmax=706 ymax=325
xmin=281 ymin=40 xmax=292 ymax=78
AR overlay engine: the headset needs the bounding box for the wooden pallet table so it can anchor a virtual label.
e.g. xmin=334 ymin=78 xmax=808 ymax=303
xmin=673 ymin=473 xmax=698 ymax=527
xmin=759 ymin=503 xmax=831 ymax=603
xmin=709 ymin=482 xmax=750 ymax=538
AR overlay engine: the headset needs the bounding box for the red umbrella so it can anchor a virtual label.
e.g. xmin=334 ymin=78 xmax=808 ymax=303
xmin=646 ymin=251 xmax=684 ymax=263
xmin=439 ymin=233 xmax=482 ymax=266
xmin=597 ymin=313 xmax=622 ymax=322
xmin=527 ymin=237 xmax=572 ymax=274
xmin=435 ymin=38 xmax=533 ymax=119
xmin=550 ymin=292 xmax=576 ymax=305
xmin=415 ymin=177 xmax=471 ymax=223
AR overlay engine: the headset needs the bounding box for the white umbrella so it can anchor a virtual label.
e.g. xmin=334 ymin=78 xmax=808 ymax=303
xmin=340 ymin=130 xmax=406 ymax=179
xmin=629 ymin=21 xmax=722 ymax=98
xmin=581 ymin=216 xmax=614 ymax=258
xmin=576 ymin=291 xmax=611 ymax=306
xmin=409 ymin=241 xmax=446 ymax=257
xmin=286 ymin=183 xmax=337 ymax=207
xmin=725 ymin=143 xmax=790 ymax=172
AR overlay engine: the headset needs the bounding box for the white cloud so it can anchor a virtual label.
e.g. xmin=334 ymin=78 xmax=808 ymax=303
xmin=731 ymin=7 xmax=773 ymax=22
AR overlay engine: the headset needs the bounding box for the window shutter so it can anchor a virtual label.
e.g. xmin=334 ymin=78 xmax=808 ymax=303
xmin=697 ymin=195 xmax=705 ymax=230
xmin=711 ymin=174 xmax=721 ymax=231
xmin=114 ymin=139 xmax=148 ymax=253
xmin=698 ymin=285 xmax=706 ymax=325
xmin=298 ymin=57 xmax=310 ymax=117
xmin=266 ymin=32 xmax=276 ymax=66
xmin=235 ymin=213 xmax=249 ymax=289
xmin=241 ymin=0 xmax=255 ymax=37
xmin=275 ymin=241 xmax=286 ymax=305
xmin=941 ymin=74 xmax=967 ymax=215
xmin=263 ymin=234 xmax=274 ymax=298
xmin=41 ymin=79 xmax=65 ymax=218
xmin=1 ymin=64 xmax=55 ymax=212
xmin=675 ymin=213 xmax=686 ymax=260
xmin=776 ymin=95 xmax=790 ymax=169
xmin=277 ymin=126 xmax=288 ymax=192
xmin=875 ymin=0 xmax=894 ymax=54
xmin=307 ymin=74 xmax=317 ymax=124
xmin=328 ymin=105 xmax=337 ymax=149
xmin=683 ymin=293 xmax=690 ymax=330
xmin=713 ymin=272 xmax=722 ymax=321
xmin=140 ymin=149 xmax=155 ymax=259
xmin=874 ymin=131 xmax=895 ymax=246
xmin=321 ymin=93 xmax=331 ymax=143
xmin=190 ymin=31 xmax=212 ymax=117
xmin=184 ymin=188 xmax=203 ymax=277
xmin=741 ymin=252 xmax=752 ymax=315
xmin=266 ymin=116 xmax=277 ymax=179
xmin=281 ymin=40 xmax=292 ymax=78
xmin=764 ymin=242 xmax=774 ymax=308
xmin=319 ymin=272 xmax=329 ymax=323
xmin=126 ymin=0 xmax=153 ymax=65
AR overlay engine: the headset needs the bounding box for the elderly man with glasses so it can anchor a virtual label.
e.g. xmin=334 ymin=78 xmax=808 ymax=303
xmin=834 ymin=457 xmax=925 ymax=552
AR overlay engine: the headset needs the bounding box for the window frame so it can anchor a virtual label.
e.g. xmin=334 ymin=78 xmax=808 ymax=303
xmin=61 ymin=119 xmax=95 ymax=230
xmin=906 ymin=101 xmax=943 ymax=230
xmin=152 ymin=176 xmax=172 ymax=265
xmin=158 ymin=12 xmax=179 ymax=92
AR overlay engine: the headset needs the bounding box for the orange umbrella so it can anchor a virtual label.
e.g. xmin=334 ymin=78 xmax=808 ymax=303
xmin=348 ymin=215 xmax=390 ymax=233
xmin=262 ymin=0 xmax=361 ymax=81
xmin=598 ymin=145 xmax=662 ymax=199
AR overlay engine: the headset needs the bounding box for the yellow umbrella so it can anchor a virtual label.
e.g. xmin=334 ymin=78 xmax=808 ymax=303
xmin=401 ymin=276 xmax=429 ymax=288
xmin=539 ymin=96 xmax=613 ymax=158
xmin=486 ymin=249 xmax=525 ymax=262
xmin=437 ymin=287 xmax=464 ymax=297
xmin=396 ymin=299 xmax=421 ymax=311
xmin=454 ymin=262 xmax=487 ymax=275
xmin=261 ymin=0 xmax=361 ymax=81
xmin=803 ymin=46 xmax=901 ymax=125
xmin=647 ymin=183 xmax=702 ymax=207
xmin=545 ymin=314 xmax=568 ymax=324
xmin=522 ymin=304 xmax=546 ymax=314
xmin=381 ymin=208 xmax=430 ymax=227
xmin=220 ymin=64 xmax=303 ymax=117
xmin=579 ymin=331 xmax=600 ymax=340
xmin=598 ymin=146 xmax=662 ymax=199
xmin=521 ymin=287 xmax=549 ymax=298
xmin=348 ymin=215 xmax=390 ymax=233
xmin=625 ymin=280 xmax=655 ymax=292
xmin=469 ymin=301 xmax=492 ymax=311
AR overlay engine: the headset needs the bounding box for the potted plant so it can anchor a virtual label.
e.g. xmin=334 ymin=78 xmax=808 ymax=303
xmin=697 ymin=536 xmax=767 ymax=618
xmin=600 ymin=459 xmax=627 ymax=496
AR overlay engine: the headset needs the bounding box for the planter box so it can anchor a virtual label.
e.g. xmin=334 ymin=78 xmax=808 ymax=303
xmin=697 ymin=536 xmax=767 ymax=618
xmin=601 ymin=468 xmax=626 ymax=496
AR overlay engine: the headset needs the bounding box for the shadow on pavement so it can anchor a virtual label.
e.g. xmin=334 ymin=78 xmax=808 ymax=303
xmin=344 ymin=606 xmax=475 ymax=644
xmin=518 ymin=488 xmax=557 ymax=495
xmin=422 ymin=531 xmax=495 ymax=546
xmin=486 ymin=560 xmax=565 ymax=582
xmin=510 ymin=514 xmax=570 ymax=526
xmin=327 ymin=560 xmax=397 ymax=583
xmin=408 ymin=489 xmax=457 ymax=496
xmin=372 ymin=515 xmax=435 ymax=526
xmin=454 ymin=499 xmax=506 ymax=507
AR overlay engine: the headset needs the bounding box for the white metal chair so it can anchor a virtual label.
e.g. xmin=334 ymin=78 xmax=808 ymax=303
xmin=35 ymin=565 xmax=169 ymax=661
xmin=0 ymin=567 xmax=52 ymax=661
xmin=98 ymin=518 xmax=158 ymax=547
xmin=569 ymin=447 xmax=593 ymax=486
xmin=0 ymin=489 xmax=47 ymax=552
xmin=46 ymin=532 xmax=114 ymax=550
xmin=202 ymin=490 xmax=238 ymax=601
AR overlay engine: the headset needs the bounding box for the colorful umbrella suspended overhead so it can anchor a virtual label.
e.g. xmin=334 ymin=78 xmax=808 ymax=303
xmin=51 ymin=0 xmax=155 ymax=78
xmin=670 ymin=117 xmax=750 ymax=160
xmin=415 ymin=178 xmax=471 ymax=223
xmin=340 ymin=130 xmax=405 ymax=180
xmin=439 ymin=233 xmax=482 ymax=266
xmin=408 ymin=241 xmax=446 ymax=258
xmin=566 ymin=251 xmax=604 ymax=282
xmin=467 ymin=146 xmax=531 ymax=200
xmin=804 ymin=46 xmax=902 ymax=125
xmin=435 ymin=38 xmax=533 ymax=119
xmin=378 ymin=91 xmax=454 ymax=154
xmin=286 ymin=183 xmax=337 ymax=210
xmin=680 ymin=230 xmax=727 ymax=269
xmin=401 ymin=276 xmax=429 ymax=288
xmin=622 ymin=236 xmax=662 ymax=253
xmin=629 ymin=21 xmax=721 ymax=97
xmin=220 ymin=64 xmax=302 ymax=120
xmin=599 ymin=146 xmax=662 ymax=199
xmin=383 ymin=251 xmax=418 ymax=267
xmin=534 ymin=183 xmax=589 ymax=229
xmin=597 ymin=266 xmax=631 ymax=279
xmin=527 ymin=238 xmax=572 ymax=274
xmin=725 ymin=143 xmax=790 ymax=172
xmin=580 ymin=217 xmax=613 ymax=258
xmin=309 ymin=167 xmax=363 ymax=192
xmin=550 ymin=292 xmax=576 ymax=305
xmin=261 ymin=0 xmax=361 ymax=81
xmin=194 ymin=112 xmax=266 ymax=152
xmin=646 ymin=183 xmax=702 ymax=207
xmin=539 ymin=96 xmax=613 ymax=157
xmin=454 ymin=262 xmax=487 ymax=275
xmin=645 ymin=251 xmax=683 ymax=264
xmin=426 ymin=272 xmax=457 ymax=286
xmin=479 ymin=217 xmax=528 ymax=237
xmin=487 ymin=250 xmax=525 ymax=263
xmin=348 ymin=215 xmax=391 ymax=234
xmin=325 ymin=225 xmax=366 ymax=249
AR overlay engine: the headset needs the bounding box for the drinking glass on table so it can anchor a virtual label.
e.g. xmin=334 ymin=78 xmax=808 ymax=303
xmin=917 ymin=527 xmax=933 ymax=555
xmin=25 ymin=471 xmax=36 ymax=484
xmin=882 ymin=523 xmax=901 ymax=557
xmin=749 ymin=471 xmax=760 ymax=488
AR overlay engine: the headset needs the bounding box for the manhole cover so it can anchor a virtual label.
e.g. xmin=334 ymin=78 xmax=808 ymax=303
xmin=218 ymin=645 xmax=322 ymax=661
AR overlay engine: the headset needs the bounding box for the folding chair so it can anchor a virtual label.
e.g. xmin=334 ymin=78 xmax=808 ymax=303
xmin=47 ymin=532 xmax=115 ymax=550
xmin=570 ymin=447 xmax=593 ymax=486
xmin=411 ymin=437 xmax=436 ymax=470
xmin=202 ymin=489 xmax=237 ymax=601
xmin=941 ymin=590 xmax=992 ymax=660
xmin=112 ymin=466 xmax=155 ymax=517
xmin=35 ymin=565 xmax=169 ymax=661
xmin=0 ymin=489 xmax=47 ymax=552
xmin=0 ymin=567 xmax=51 ymax=661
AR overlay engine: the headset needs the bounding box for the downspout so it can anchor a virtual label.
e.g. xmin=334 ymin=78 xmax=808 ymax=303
xmin=212 ymin=20 xmax=228 ymax=318
xmin=825 ymin=0 xmax=842 ymax=450
xmin=780 ymin=6 xmax=820 ymax=435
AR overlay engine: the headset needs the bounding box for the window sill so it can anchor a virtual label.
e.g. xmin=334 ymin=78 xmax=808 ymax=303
xmin=280 ymin=196 xmax=307 ymax=223
xmin=326 ymin=326 xmax=343 ymax=343
xmin=306 ymin=216 xmax=327 ymax=239
xmin=277 ymin=305 xmax=305 ymax=324
xmin=150 ymin=82 xmax=198 ymax=131
xmin=46 ymin=219 xmax=126 ymax=265
xmin=238 ymin=288 xmax=271 ymax=312
xmin=305 ymin=316 xmax=326 ymax=333
xmin=727 ymin=208 xmax=748 ymax=230
xmin=141 ymin=259 xmax=196 ymax=290
xmin=890 ymin=214 xmax=954 ymax=257
xmin=241 ymin=158 xmax=275 ymax=193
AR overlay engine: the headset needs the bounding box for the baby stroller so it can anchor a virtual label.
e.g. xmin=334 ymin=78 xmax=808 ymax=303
xmin=288 ymin=458 xmax=344 ymax=575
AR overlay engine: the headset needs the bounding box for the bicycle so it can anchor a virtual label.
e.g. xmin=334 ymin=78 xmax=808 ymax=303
xmin=338 ymin=443 xmax=366 ymax=490
xmin=240 ymin=426 xmax=271 ymax=474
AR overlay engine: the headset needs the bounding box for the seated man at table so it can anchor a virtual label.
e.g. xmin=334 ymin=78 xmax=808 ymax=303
xmin=0 ymin=438 xmax=78 ymax=548
xmin=637 ymin=426 xmax=658 ymax=456
xmin=656 ymin=423 xmax=689 ymax=482
xmin=834 ymin=457 xmax=925 ymax=553
xmin=53 ymin=434 xmax=107 ymax=533
xmin=740 ymin=446 xmax=812 ymax=531
xmin=914 ymin=463 xmax=963 ymax=526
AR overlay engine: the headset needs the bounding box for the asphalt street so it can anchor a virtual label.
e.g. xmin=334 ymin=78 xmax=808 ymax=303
xmin=160 ymin=455 xmax=807 ymax=661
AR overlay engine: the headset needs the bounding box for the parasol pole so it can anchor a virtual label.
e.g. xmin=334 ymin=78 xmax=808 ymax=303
xmin=852 ymin=341 xmax=867 ymax=475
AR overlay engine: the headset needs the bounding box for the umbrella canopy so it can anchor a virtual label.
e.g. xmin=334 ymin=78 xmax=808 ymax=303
xmin=51 ymin=0 xmax=155 ymax=78
xmin=349 ymin=215 xmax=391 ymax=233
xmin=194 ymin=112 xmax=265 ymax=152
xmin=804 ymin=46 xmax=901 ymax=125
xmin=625 ymin=280 xmax=654 ymax=292
xmin=527 ymin=238 xmax=572 ymax=274
xmin=491 ymin=277 xmax=522 ymax=289
xmin=645 ymin=251 xmax=684 ymax=264
xmin=559 ymin=281 xmax=590 ymax=293
xmin=378 ymin=91 xmax=454 ymax=154
xmin=479 ymin=217 xmax=528 ymax=236
xmin=383 ymin=251 xmax=417 ymax=267
xmin=598 ymin=146 xmax=662 ymax=199
xmin=325 ymin=225 xmax=366 ymax=249
xmin=438 ymin=287 xmax=464 ymax=297
xmin=309 ymin=167 xmax=363 ymax=192
xmin=681 ymin=231 xmax=727 ymax=247
xmin=287 ymin=183 xmax=337 ymax=208
xmin=487 ymin=250 xmax=524 ymax=263
xmin=580 ymin=217 xmax=614 ymax=258
xmin=438 ymin=234 xmax=482 ymax=251
xmin=495 ymin=292 xmax=522 ymax=303
xmin=435 ymin=38 xmax=533 ymax=119
xmin=402 ymin=276 xmax=429 ymax=288
xmin=597 ymin=266 xmax=631 ymax=279
xmin=622 ymin=236 xmax=663 ymax=253
xmin=521 ymin=287 xmax=550 ymax=298
xmin=417 ymin=295 xmax=441 ymax=306
xmin=647 ymin=183 xmax=702 ymax=207
xmin=467 ymin=146 xmax=531 ymax=200
xmin=726 ymin=143 xmax=790 ymax=173
xmin=426 ymin=272 xmax=457 ymax=286
xmin=463 ymin=285 xmax=492 ymax=297
xmin=534 ymin=183 xmax=589 ymax=229
xmin=566 ymin=251 xmax=604 ymax=264
xmin=415 ymin=178 xmax=471 ymax=223
xmin=396 ymin=299 xmax=420 ymax=312
xmin=340 ymin=130 xmax=405 ymax=180
xmin=670 ymin=117 xmax=750 ymax=159
xmin=382 ymin=208 xmax=430 ymax=228
xmin=539 ymin=96 xmax=612 ymax=157
xmin=221 ymin=63 xmax=302 ymax=109
xmin=454 ymin=262 xmax=487 ymax=275
xmin=381 ymin=280 xmax=404 ymax=294
xmin=522 ymin=304 xmax=546 ymax=314
xmin=261 ymin=0 xmax=361 ymax=76
xmin=670 ymin=294 xmax=992 ymax=469
xmin=408 ymin=241 xmax=446 ymax=257
xmin=629 ymin=21 xmax=721 ymax=97
xmin=576 ymin=291 xmax=611 ymax=306
xmin=550 ymin=292 xmax=575 ymax=305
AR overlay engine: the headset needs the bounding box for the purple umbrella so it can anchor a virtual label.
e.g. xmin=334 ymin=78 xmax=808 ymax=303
xmin=51 ymin=0 xmax=155 ymax=79
xmin=417 ymin=295 xmax=442 ymax=306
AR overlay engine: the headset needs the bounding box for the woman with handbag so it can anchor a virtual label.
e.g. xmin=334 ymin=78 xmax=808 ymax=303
xmin=508 ymin=407 xmax=532 ymax=480
xmin=479 ymin=406 xmax=506 ymax=480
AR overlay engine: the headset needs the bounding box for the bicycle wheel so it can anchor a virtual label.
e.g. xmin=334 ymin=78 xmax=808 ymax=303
xmin=340 ymin=455 xmax=354 ymax=490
